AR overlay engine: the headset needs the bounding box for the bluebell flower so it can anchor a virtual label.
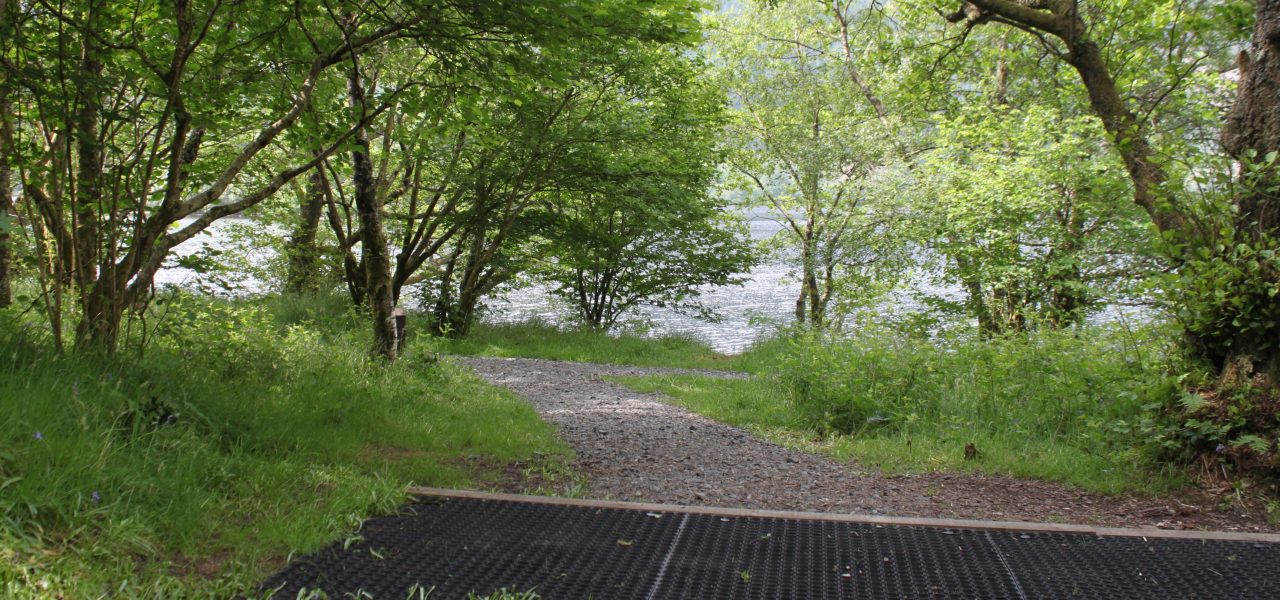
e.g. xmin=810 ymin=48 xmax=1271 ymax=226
xmin=1215 ymin=443 xmax=1227 ymax=454
xmin=33 ymin=431 xmax=43 ymax=441
xmin=91 ymin=491 xmax=101 ymax=505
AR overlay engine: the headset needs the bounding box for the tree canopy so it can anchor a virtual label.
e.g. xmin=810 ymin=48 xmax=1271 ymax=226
xmin=2 ymin=0 xmax=1277 ymax=409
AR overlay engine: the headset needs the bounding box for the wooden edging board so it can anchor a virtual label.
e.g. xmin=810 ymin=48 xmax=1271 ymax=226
xmin=406 ymin=486 xmax=1280 ymax=544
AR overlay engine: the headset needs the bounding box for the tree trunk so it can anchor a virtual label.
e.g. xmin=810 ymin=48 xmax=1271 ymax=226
xmin=322 ymin=194 xmax=366 ymax=307
xmin=348 ymin=66 xmax=398 ymax=361
xmin=0 ymin=89 xmax=12 ymax=308
xmin=73 ymin=7 xmax=114 ymax=351
xmin=1047 ymin=193 xmax=1086 ymax=328
xmin=1215 ymin=0 xmax=1280 ymax=387
xmin=285 ymin=168 xmax=326 ymax=293
xmin=795 ymin=247 xmax=812 ymax=324
xmin=449 ymin=225 xmax=490 ymax=338
xmin=806 ymin=267 xmax=822 ymax=327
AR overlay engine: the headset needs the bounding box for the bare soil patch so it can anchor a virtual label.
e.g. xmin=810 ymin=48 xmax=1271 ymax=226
xmin=458 ymin=356 xmax=1278 ymax=533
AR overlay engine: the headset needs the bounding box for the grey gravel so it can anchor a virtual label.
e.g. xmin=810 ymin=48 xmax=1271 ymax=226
xmin=458 ymin=355 xmax=1277 ymax=532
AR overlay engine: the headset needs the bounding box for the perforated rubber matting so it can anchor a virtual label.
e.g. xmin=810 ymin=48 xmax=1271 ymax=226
xmin=260 ymin=494 xmax=1280 ymax=599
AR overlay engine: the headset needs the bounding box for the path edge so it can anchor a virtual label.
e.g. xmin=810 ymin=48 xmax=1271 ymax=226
xmin=406 ymin=486 xmax=1280 ymax=543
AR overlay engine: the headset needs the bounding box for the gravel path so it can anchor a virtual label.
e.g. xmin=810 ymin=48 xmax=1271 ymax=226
xmin=458 ymin=356 xmax=1277 ymax=533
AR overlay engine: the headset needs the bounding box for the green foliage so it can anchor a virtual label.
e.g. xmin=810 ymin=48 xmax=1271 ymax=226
xmin=915 ymin=105 xmax=1156 ymax=330
xmin=396 ymin=29 xmax=747 ymax=337
xmin=0 ymin=296 xmax=567 ymax=597
xmin=0 ymin=0 xmax=715 ymax=353
xmin=1166 ymin=152 xmax=1280 ymax=372
xmin=1131 ymin=151 xmax=1280 ymax=475
xmin=532 ymin=51 xmax=757 ymax=330
xmin=778 ymin=326 xmax=1168 ymax=440
xmin=709 ymin=1 xmax=912 ymax=327
xmin=444 ymin=320 xmax=741 ymax=371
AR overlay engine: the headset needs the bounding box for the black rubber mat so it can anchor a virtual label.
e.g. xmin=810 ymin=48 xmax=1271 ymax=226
xmin=260 ymin=496 xmax=1280 ymax=599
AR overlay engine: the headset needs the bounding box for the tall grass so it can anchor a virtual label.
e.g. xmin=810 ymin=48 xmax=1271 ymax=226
xmin=618 ymin=325 xmax=1185 ymax=494
xmin=0 ymin=294 xmax=568 ymax=598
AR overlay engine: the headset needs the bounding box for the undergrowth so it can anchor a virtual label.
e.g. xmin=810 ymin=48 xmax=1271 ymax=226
xmin=0 ymin=293 xmax=569 ymax=598
xmin=616 ymin=325 xmax=1188 ymax=494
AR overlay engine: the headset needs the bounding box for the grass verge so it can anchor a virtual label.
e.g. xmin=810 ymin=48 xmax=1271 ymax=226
xmin=0 ymin=293 xmax=569 ymax=598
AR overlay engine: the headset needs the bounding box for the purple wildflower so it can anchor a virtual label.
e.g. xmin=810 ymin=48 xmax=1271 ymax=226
xmin=91 ymin=491 xmax=101 ymax=505
xmin=1215 ymin=443 xmax=1227 ymax=454
xmin=33 ymin=431 xmax=43 ymax=441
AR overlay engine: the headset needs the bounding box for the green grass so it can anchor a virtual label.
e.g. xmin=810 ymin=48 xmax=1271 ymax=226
xmin=443 ymin=320 xmax=751 ymax=370
xmin=613 ymin=326 xmax=1187 ymax=495
xmin=0 ymin=294 xmax=570 ymax=598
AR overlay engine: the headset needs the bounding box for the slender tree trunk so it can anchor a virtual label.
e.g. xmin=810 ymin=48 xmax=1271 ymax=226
xmin=322 ymin=193 xmax=367 ymax=307
xmin=1047 ymin=192 xmax=1086 ymax=328
xmin=348 ymin=66 xmax=398 ymax=361
xmin=967 ymin=280 xmax=995 ymax=335
xmin=0 ymin=89 xmax=12 ymax=308
xmin=73 ymin=6 xmax=116 ymax=351
xmin=285 ymin=168 xmax=326 ymax=293
xmin=795 ymin=241 xmax=812 ymax=324
xmin=449 ymin=225 xmax=489 ymax=338
xmin=431 ymin=253 xmax=458 ymax=336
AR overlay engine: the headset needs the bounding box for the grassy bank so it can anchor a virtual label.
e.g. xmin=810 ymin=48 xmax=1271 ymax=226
xmin=0 ymin=294 xmax=569 ymax=598
xmin=614 ymin=325 xmax=1186 ymax=495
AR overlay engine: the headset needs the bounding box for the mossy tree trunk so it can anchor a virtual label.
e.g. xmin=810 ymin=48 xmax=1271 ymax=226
xmin=347 ymin=64 xmax=398 ymax=361
xmin=285 ymin=168 xmax=326 ymax=294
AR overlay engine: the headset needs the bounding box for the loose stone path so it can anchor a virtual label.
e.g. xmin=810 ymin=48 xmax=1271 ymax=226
xmin=459 ymin=356 xmax=1277 ymax=533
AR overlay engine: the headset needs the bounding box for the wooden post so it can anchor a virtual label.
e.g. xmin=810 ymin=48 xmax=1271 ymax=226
xmin=392 ymin=306 xmax=407 ymax=352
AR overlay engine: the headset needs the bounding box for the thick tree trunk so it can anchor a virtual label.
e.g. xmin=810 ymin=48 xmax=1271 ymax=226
xmin=1223 ymin=1 xmax=1280 ymax=236
xmin=1215 ymin=0 xmax=1280 ymax=387
xmin=806 ymin=268 xmax=821 ymax=326
xmin=348 ymin=67 xmax=398 ymax=361
xmin=285 ymin=168 xmax=326 ymax=294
